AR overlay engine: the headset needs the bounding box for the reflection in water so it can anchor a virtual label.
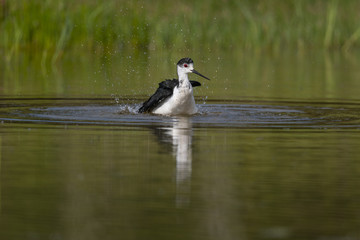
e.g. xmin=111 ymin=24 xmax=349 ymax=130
xmin=1 ymin=120 xmax=360 ymax=239
xmin=157 ymin=117 xmax=193 ymax=207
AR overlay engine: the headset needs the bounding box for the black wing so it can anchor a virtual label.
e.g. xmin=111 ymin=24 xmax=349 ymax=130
xmin=138 ymin=79 xmax=202 ymax=113
xmin=138 ymin=79 xmax=178 ymax=113
xmin=190 ymin=80 xmax=201 ymax=87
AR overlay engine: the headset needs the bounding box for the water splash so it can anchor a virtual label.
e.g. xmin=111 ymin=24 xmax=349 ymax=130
xmin=116 ymin=104 xmax=140 ymax=114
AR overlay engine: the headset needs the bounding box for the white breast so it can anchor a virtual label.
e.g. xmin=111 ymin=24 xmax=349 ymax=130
xmin=153 ymin=86 xmax=198 ymax=115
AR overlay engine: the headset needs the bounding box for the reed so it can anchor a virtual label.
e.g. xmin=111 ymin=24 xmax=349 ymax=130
xmin=1 ymin=0 xmax=360 ymax=61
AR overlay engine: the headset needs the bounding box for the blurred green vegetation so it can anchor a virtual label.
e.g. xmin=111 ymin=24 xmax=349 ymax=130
xmin=1 ymin=0 xmax=360 ymax=62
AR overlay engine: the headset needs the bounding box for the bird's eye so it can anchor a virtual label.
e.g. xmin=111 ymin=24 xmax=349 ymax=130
xmin=184 ymin=64 xmax=188 ymax=68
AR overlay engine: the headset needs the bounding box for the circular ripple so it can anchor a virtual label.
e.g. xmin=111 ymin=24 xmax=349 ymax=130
xmin=1 ymin=99 xmax=360 ymax=129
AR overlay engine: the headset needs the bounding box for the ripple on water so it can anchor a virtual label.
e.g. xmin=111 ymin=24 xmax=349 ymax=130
xmin=0 ymin=99 xmax=360 ymax=129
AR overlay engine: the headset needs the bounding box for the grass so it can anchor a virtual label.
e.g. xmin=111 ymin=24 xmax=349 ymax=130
xmin=1 ymin=0 xmax=360 ymax=61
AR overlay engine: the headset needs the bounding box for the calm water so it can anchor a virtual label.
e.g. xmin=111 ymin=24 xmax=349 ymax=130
xmin=1 ymin=51 xmax=360 ymax=240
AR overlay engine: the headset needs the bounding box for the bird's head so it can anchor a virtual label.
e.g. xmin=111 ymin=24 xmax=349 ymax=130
xmin=177 ymin=58 xmax=210 ymax=80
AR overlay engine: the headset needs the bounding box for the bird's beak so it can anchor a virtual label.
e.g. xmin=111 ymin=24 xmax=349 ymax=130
xmin=191 ymin=69 xmax=210 ymax=80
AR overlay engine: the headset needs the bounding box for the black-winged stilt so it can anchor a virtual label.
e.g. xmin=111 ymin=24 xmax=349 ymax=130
xmin=138 ymin=58 xmax=210 ymax=115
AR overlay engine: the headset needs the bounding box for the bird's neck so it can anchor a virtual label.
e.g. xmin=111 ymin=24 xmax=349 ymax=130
xmin=178 ymin=72 xmax=190 ymax=88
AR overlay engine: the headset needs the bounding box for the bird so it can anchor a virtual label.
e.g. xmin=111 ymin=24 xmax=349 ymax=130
xmin=138 ymin=58 xmax=210 ymax=115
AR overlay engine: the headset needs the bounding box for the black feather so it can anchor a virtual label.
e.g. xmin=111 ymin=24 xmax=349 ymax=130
xmin=138 ymin=79 xmax=201 ymax=113
xmin=177 ymin=58 xmax=193 ymax=66
xmin=190 ymin=80 xmax=201 ymax=87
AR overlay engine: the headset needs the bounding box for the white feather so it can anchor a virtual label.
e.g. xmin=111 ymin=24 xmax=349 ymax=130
xmin=153 ymin=63 xmax=198 ymax=115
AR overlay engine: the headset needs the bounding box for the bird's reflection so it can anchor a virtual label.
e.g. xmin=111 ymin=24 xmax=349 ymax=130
xmin=153 ymin=116 xmax=193 ymax=207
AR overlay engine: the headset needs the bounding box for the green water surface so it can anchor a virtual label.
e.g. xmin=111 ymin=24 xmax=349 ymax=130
xmin=1 ymin=50 xmax=360 ymax=240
